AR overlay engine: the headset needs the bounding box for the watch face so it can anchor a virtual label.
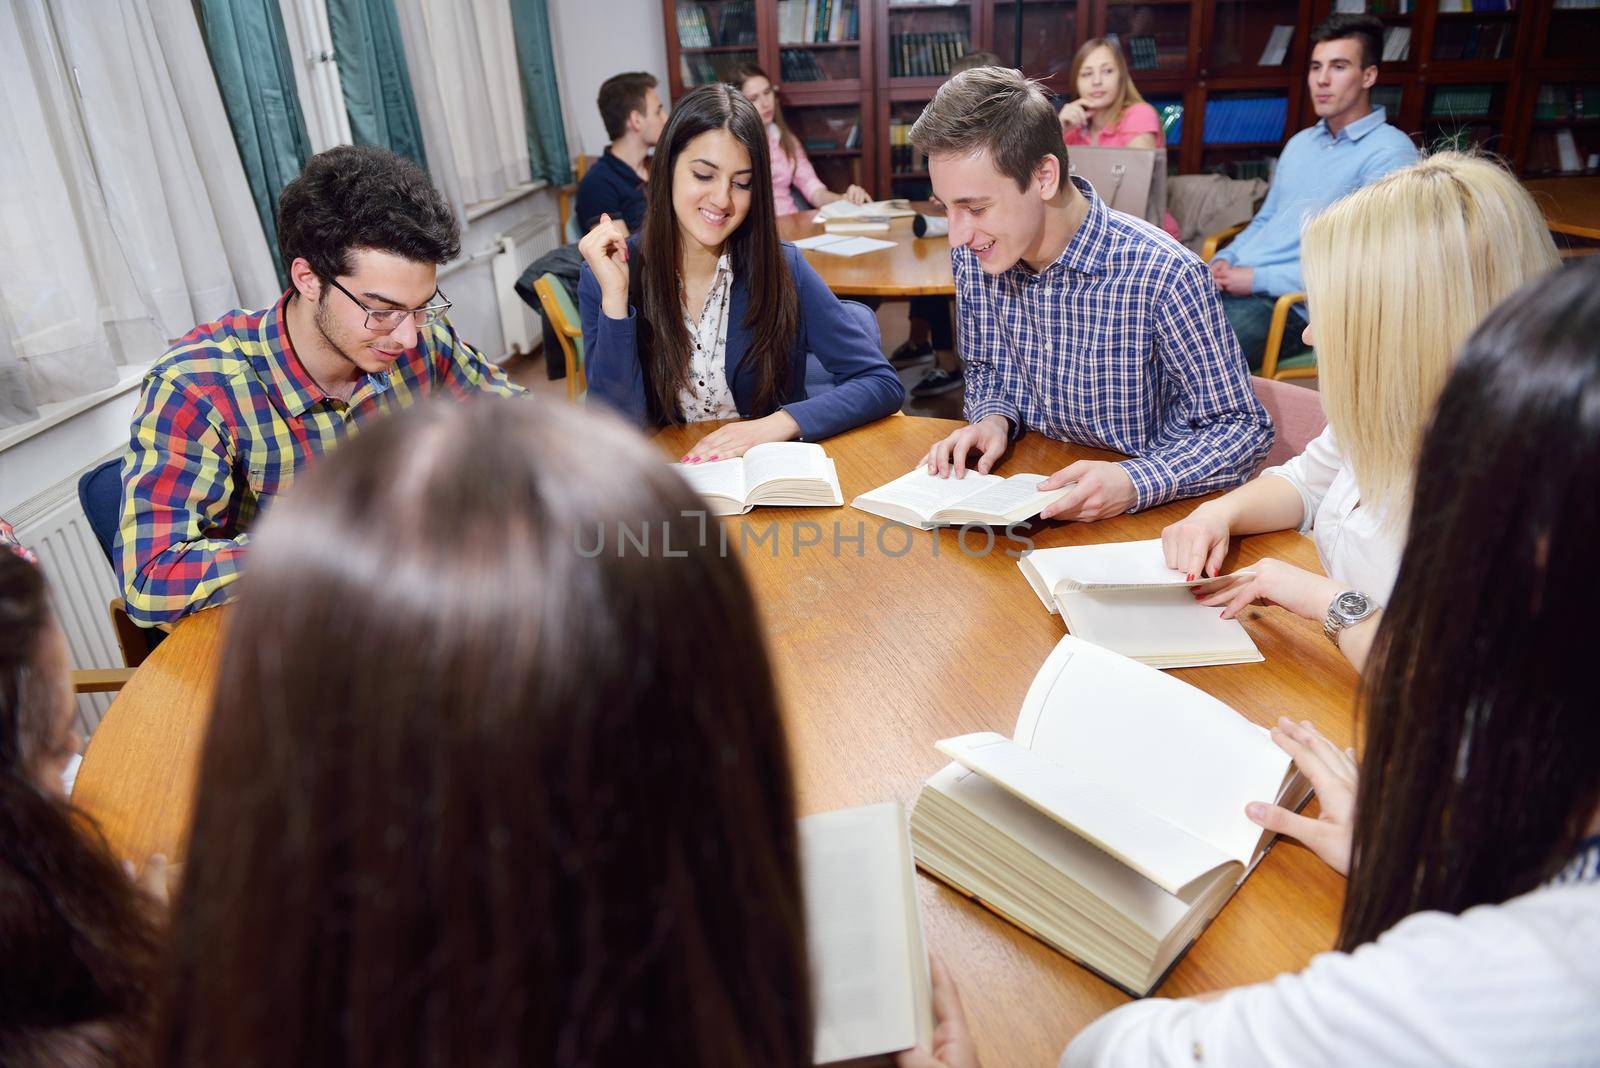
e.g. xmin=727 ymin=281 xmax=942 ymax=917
xmin=1336 ymin=591 xmax=1370 ymax=617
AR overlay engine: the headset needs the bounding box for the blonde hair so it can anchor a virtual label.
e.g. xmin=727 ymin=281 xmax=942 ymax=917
xmin=1301 ymin=152 xmax=1558 ymax=520
xmin=1069 ymin=38 xmax=1146 ymax=126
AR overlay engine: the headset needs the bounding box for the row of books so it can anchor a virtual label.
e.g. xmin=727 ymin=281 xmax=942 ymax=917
xmin=1534 ymin=83 xmax=1599 ymax=120
xmin=1432 ymin=18 xmax=1514 ymax=59
xmin=1428 ymin=83 xmax=1495 ymax=116
xmin=1382 ymin=25 xmax=1412 ymax=61
xmin=1201 ymin=96 xmax=1287 ymax=145
xmin=776 ymin=0 xmax=859 ymax=44
xmin=679 ymin=53 xmax=749 ymax=87
xmin=889 ymin=31 xmax=969 ymax=77
xmin=1336 ymin=0 xmax=1414 ymax=12
xmin=888 ymin=119 xmax=929 ymax=173
xmin=799 ymin=122 xmax=862 ymax=152
xmin=1554 ymin=0 xmax=1600 ymax=8
xmin=779 ymin=48 xmax=832 ymax=82
xmin=675 ymin=0 xmax=756 ymax=48
xmin=1438 ymin=0 xmax=1517 ymax=10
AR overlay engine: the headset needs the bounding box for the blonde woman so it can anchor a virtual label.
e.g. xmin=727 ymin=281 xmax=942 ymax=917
xmin=1057 ymin=38 xmax=1160 ymax=149
xmin=1161 ymin=152 xmax=1558 ymax=672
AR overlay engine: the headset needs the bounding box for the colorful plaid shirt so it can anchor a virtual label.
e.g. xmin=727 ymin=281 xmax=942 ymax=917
xmin=115 ymin=292 xmax=524 ymax=627
xmin=956 ymin=176 xmax=1273 ymax=511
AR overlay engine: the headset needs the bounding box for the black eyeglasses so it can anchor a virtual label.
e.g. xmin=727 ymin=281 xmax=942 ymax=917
xmin=327 ymin=277 xmax=453 ymax=333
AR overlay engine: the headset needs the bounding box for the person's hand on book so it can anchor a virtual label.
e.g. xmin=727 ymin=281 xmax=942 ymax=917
xmin=1058 ymin=98 xmax=1090 ymax=131
xmin=844 ymin=184 xmax=871 ymax=205
xmin=578 ymin=212 xmax=630 ymax=319
xmin=680 ymin=411 xmax=801 ymax=463
xmin=1191 ymin=557 xmax=1342 ymax=622
xmin=922 ymin=416 xmax=1010 ymax=479
xmin=1161 ymin=502 xmax=1233 ymax=579
xmin=896 ymin=952 xmax=981 ymax=1068
xmin=1246 ymin=716 xmax=1358 ymax=876
xmin=1037 ymin=460 xmax=1135 ymax=522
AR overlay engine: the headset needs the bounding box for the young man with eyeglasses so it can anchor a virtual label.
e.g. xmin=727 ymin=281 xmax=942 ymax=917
xmin=115 ymin=145 xmax=525 ymax=628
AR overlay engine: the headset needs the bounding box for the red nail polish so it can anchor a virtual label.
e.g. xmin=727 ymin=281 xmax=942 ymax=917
xmin=1186 ymin=573 xmax=1195 ymax=581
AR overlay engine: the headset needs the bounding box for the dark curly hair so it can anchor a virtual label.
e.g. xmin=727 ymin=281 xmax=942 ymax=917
xmin=276 ymin=145 xmax=460 ymax=283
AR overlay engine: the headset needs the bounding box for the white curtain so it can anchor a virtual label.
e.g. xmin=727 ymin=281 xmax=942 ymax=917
xmin=394 ymin=0 xmax=532 ymax=216
xmin=0 ymin=0 xmax=279 ymax=428
xmin=279 ymin=0 xmax=355 ymax=153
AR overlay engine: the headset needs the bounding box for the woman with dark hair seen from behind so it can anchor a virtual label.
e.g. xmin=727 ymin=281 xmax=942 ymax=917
xmin=160 ymin=399 xmax=814 ymax=1067
xmin=904 ymin=257 xmax=1600 ymax=1068
xmin=578 ymin=82 xmax=903 ymax=464
xmin=0 ymin=549 xmax=163 ymax=1068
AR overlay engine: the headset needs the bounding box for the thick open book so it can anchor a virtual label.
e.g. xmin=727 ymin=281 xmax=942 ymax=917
xmin=815 ymin=198 xmax=918 ymax=221
xmin=1017 ymin=539 xmax=1262 ymax=669
xmin=672 ymin=442 xmax=843 ymax=516
xmin=851 ymin=468 xmax=1071 ymax=529
xmin=910 ymin=636 xmax=1309 ymax=997
xmin=802 ymin=802 xmax=934 ymax=1066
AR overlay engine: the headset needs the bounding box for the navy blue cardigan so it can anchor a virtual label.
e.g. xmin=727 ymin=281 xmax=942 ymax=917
xmin=578 ymin=240 xmax=905 ymax=441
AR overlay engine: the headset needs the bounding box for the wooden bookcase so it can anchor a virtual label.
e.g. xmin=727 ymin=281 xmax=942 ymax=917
xmin=661 ymin=0 xmax=1598 ymax=197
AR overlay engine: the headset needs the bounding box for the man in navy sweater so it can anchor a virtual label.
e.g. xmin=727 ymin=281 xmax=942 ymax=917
xmin=574 ymin=72 xmax=668 ymax=235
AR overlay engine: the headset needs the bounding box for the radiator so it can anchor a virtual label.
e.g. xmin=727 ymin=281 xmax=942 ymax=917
xmin=9 ymin=453 xmax=124 ymax=737
xmin=491 ymin=213 xmax=561 ymax=358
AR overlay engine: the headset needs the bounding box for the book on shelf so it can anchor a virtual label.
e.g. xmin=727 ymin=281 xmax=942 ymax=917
xmin=1203 ymin=96 xmax=1287 ymax=145
xmin=1016 ymin=539 xmax=1262 ymax=669
xmin=1381 ymin=25 xmax=1411 ymax=61
xmin=676 ymin=2 xmax=712 ymax=48
xmin=890 ymin=31 xmax=968 ymax=77
xmin=672 ymin=442 xmax=842 ymax=516
xmin=909 ymin=635 xmax=1311 ymax=997
xmin=1128 ymin=35 xmax=1160 ymax=71
xmin=1257 ymin=25 xmax=1294 ymax=66
xmin=1554 ymin=0 xmax=1600 ymax=8
xmin=781 ymin=48 xmax=828 ymax=82
xmin=717 ymin=0 xmax=757 ymax=46
xmin=1556 ymin=129 xmax=1584 ymax=172
xmin=851 ymin=469 xmax=1072 ymax=530
xmin=802 ymin=801 xmax=933 ymax=1066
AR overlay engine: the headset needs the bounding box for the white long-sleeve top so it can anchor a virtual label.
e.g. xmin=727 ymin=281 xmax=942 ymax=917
xmin=1258 ymin=426 xmax=1403 ymax=604
xmin=1062 ymin=841 xmax=1600 ymax=1068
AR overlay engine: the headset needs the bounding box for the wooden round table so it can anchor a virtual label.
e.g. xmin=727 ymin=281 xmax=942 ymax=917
xmin=75 ymin=415 xmax=1354 ymax=1064
xmin=778 ymin=202 xmax=955 ymax=297
xmin=1525 ymin=176 xmax=1600 ymax=241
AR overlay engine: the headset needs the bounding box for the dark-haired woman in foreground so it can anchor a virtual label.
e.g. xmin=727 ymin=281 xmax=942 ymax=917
xmin=160 ymin=399 xmax=814 ymax=1066
xmin=0 ymin=551 xmax=163 ymax=1067
xmin=1059 ymin=257 xmax=1600 ymax=1064
xmin=578 ymin=82 xmax=903 ymax=464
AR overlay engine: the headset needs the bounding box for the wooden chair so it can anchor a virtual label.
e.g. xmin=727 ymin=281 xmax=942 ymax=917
xmin=72 ymin=668 xmax=135 ymax=694
xmin=554 ymin=155 xmax=596 ymax=246
xmin=1201 ymin=223 xmax=1315 ymax=382
xmin=532 ymin=273 xmax=586 ymax=402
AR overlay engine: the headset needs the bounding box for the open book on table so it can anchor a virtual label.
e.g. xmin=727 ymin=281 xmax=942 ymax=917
xmin=910 ymin=636 xmax=1309 ymax=997
xmin=802 ymin=801 xmax=934 ymax=1066
xmin=815 ymin=198 xmax=917 ymax=221
xmin=671 ymin=442 xmax=843 ymax=517
xmin=1018 ymin=539 xmax=1262 ymax=669
xmin=851 ymin=468 xmax=1072 ymax=530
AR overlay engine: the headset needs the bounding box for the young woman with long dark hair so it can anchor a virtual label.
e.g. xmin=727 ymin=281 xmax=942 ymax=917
xmin=0 ymin=550 xmax=162 ymax=1067
xmin=731 ymin=63 xmax=870 ymax=216
xmin=1051 ymin=256 xmax=1600 ymax=1065
xmin=160 ymin=399 xmax=815 ymax=1067
xmin=578 ymin=82 xmax=903 ymax=463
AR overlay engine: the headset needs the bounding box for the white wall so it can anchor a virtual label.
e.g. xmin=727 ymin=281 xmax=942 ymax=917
xmin=550 ymin=0 xmax=670 ymax=157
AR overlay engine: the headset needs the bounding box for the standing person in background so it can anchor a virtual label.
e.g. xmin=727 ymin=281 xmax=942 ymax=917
xmin=1056 ymin=38 xmax=1180 ymax=239
xmin=575 ymin=72 xmax=669 ymax=234
xmin=1208 ymin=13 xmax=1417 ymax=369
xmin=0 ymin=550 xmax=164 ymax=1068
xmin=734 ymin=63 xmax=871 ymax=215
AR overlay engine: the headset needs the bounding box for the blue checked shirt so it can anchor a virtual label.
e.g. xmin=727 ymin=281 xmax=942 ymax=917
xmin=957 ymin=177 xmax=1273 ymax=511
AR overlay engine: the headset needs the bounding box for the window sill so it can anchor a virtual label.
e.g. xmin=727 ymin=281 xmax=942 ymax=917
xmin=465 ymin=179 xmax=550 ymax=223
xmin=0 ymin=363 xmax=150 ymax=454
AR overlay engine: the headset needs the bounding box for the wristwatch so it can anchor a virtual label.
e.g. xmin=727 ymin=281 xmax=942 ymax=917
xmin=1323 ymin=590 xmax=1376 ymax=644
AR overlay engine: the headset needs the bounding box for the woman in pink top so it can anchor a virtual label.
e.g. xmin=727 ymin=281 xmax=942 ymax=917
xmin=1058 ymin=37 xmax=1179 ymax=237
xmin=734 ymin=64 xmax=869 ymax=216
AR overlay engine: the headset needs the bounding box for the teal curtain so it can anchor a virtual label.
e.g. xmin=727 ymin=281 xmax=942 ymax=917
xmin=196 ymin=0 xmax=312 ymax=278
xmin=326 ymin=0 xmax=428 ymax=169
xmin=508 ymin=0 xmax=572 ymax=185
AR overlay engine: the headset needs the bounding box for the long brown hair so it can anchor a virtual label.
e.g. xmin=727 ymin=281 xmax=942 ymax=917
xmin=1069 ymin=37 xmax=1146 ymax=125
xmin=0 ymin=553 xmax=160 ymax=1067
xmin=160 ymin=399 xmax=813 ymax=1067
xmin=636 ymin=82 xmax=798 ymax=424
xmin=1340 ymin=257 xmax=1600 ymax=951
xmin=732 ymin=62 xmax=797 ymax=162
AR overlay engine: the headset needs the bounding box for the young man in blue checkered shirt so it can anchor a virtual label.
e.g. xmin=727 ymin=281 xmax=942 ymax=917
xmin=913 ymin=67 xmax=1273 ymax=521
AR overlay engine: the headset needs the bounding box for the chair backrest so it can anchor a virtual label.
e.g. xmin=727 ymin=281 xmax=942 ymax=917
xmin=77 ymin=457 xmax=123 ymax=567
xmin=1068 ymin=146 xmax=1166 ymax=229
xmin=533 ymin=273 xmax=586 ymax=402
xmin=804 ymin=299 xmax=880 ymax=398
xmin=1249 ymin=375 xmax=1327 ymax=476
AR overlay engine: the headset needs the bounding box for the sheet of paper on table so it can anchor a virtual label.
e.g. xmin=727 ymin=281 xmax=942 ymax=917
xmin=793 ymin=233 xmax=898 ymax=257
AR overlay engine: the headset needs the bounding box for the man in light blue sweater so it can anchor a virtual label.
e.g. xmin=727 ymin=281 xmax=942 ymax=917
xmin=1210 ymin=13 xmax=1418 ymax=369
